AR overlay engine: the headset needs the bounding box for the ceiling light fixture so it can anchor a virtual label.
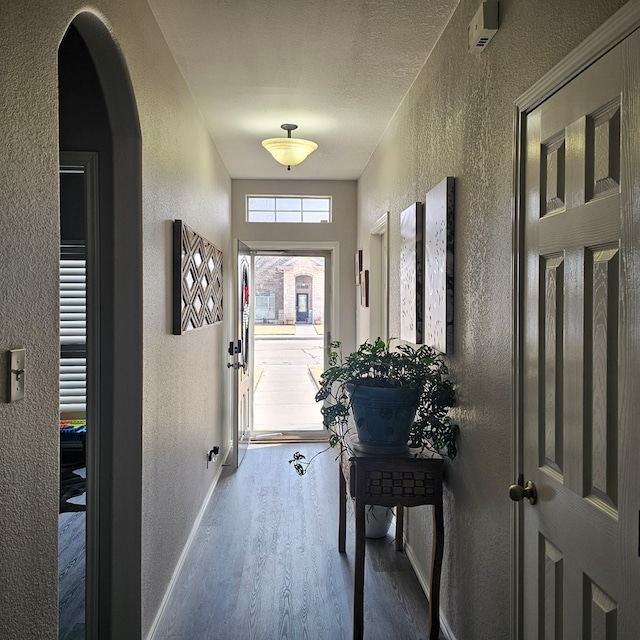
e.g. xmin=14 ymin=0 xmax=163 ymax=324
xmin=261 ymin=124 xmax=318 ymax=170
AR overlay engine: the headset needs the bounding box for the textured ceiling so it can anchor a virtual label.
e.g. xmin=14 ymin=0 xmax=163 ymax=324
xmin=147 ymin=0 xmax=458 ymax=180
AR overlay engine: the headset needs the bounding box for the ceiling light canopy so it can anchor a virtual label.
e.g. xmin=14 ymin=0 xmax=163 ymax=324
xmin=261 ymin=124 xmax=318 ymax=170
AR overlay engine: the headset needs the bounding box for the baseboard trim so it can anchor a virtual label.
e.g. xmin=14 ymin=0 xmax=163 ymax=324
xmin=405 ymin=539 xmax=456 ymax=640
xmin=145 ymin=465 xmax=224 ymax=640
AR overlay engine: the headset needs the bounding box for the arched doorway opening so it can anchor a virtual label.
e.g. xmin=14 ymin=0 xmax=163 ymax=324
xmin=58 ymin=14 xmax=142 ymax=638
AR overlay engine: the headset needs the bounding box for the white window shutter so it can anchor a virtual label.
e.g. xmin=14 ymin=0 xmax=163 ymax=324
xmin=59 ymin=256 xmax=86 ymax=413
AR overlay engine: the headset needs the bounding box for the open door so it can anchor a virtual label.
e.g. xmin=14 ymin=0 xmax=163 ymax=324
xmin=229 ymin=241 xmax=253 ymax=468
xmin=514 ymin=17 xmax=640 ymax=638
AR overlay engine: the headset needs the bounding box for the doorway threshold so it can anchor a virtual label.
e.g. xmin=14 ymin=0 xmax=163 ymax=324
xmin=251 ymin=431 xmax=328 ymax=444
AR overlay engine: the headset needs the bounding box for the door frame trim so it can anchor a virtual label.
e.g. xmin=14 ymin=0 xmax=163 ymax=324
xmin=369 ymin=212 xmax=389 ymax=341
xmin=70 ymin=13 xmax=143 ymax=638
xmin=59 ymin=150 xmax=100 ymax=635
xmin=511 ymin=3 xmax=640 ymax=638
xmin=240 ymin=240 xmax=338 ymax=442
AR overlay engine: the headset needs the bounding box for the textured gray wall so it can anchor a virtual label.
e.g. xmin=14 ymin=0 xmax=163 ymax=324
xmin=0 ymin=1 xmax=231 ymax=637
xmin=0 ymin=0 xmax=630 ymax=637
xmin=357 ymin=1 xmax=626 ymax=638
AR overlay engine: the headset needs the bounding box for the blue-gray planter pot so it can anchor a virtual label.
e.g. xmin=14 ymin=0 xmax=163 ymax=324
xmin=346 ymin=383 xmax=420 ymax=454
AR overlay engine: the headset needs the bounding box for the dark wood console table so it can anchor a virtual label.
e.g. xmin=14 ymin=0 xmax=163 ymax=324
xmin=338 ymin=448 xmax=444 ymax=640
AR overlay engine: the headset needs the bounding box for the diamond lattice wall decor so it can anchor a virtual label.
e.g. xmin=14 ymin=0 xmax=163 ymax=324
xmin=173 ymin=219 xmax=223 ymax=335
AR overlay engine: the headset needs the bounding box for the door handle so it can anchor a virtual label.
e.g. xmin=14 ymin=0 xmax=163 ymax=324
xmin=508 ymin=477 xmax=537 ymax=505
xmin=227 ymin=362 xmax=241 ymax=370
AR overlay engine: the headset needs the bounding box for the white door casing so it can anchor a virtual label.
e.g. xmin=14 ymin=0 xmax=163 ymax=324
xmin=60 ymin=152 xmax=98 ymax=635
xmin=369 ymin=213 xmax=389 ymax=342
xmin=513 ymin=7 xmax=640 ymax=639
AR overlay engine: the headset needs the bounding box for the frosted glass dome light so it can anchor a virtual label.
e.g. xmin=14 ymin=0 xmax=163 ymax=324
xmin=262 ymin=124 xmax=318 ymax=170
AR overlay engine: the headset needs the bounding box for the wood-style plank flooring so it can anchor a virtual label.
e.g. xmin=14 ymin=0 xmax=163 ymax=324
xmin=155 ymin=442 xmax=438 ymax=640
xmin=59 ymin=510 xmax=86 ymax=639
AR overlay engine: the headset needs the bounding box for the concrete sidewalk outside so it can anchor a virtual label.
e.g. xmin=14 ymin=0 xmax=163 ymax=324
xmin=252 ymin=324 xmax=324 ymax=433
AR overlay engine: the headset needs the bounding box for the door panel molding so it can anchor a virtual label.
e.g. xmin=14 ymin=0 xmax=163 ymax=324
xmin=512 ymin=5 xmax=640 ymax=639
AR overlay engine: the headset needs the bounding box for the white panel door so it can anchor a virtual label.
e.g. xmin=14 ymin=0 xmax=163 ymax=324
xmin=230 ymin=240 xmax=252 ymax=468
xmin=518 ymin=28 xmax=640 ymax=639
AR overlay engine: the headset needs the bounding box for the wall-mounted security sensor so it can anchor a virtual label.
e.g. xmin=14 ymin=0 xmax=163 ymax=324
xmin=468 ymin=0 xmax=498 ymax=53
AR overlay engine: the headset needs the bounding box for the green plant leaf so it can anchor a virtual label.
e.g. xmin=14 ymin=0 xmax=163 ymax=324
xmin=291 ymin=337 xmax=459 ymax=474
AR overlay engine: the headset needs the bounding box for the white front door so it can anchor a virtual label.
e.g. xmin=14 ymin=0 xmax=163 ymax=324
xmin=516 ymin=23 xmax=640 ymax=639
xmin=230 ymin=241 xmax=252 ymax=468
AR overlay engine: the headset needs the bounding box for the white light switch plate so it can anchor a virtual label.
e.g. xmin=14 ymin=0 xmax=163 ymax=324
xmin=8 ymin=348 xmax=26 ymax=402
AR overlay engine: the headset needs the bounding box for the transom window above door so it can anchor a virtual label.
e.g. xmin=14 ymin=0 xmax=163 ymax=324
xmin=246 ymin=195 xmax=331 ymax=223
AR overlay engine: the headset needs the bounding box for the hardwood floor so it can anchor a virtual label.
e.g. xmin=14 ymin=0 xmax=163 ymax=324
xmin=155 ymin=442 xmax=438 ymax=640
xmin=58 ymin=510 xmax=85 ymax=640
xmin=59 ymin=462 xmax=86 ymax=640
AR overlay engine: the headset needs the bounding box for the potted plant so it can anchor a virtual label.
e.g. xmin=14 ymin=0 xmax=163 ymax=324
xmin=289 ymin=338 xmax=458 ymax=475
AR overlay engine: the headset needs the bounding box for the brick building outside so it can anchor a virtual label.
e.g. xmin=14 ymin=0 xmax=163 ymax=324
xmin=254 ymin=256 xmax=324 ymax=325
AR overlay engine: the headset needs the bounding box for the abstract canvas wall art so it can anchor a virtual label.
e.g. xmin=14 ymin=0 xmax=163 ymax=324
xmin=354 ymin=249 xmax=363 ymax=285
xmin=399 ymin=202 xmax=423 ymax=343
xmin=360 ymin=270 xmax=369 ymax=307
xmin=423 ymin=177 xmax=455 ymax=353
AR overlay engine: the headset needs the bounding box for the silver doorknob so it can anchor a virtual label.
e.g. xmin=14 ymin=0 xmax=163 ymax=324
xmin=508 ymin=480 xmax=537 ymax=505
